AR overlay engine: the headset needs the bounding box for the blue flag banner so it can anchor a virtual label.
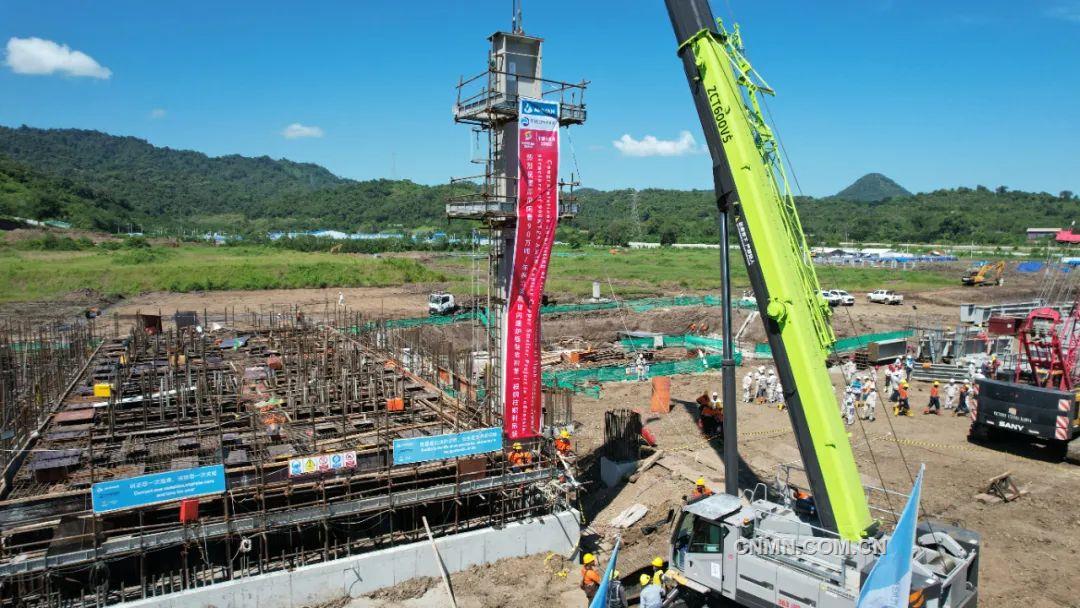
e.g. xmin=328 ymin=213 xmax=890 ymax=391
xmin=858 ymin=464 xmax=925 ymax=608
xmin=589 ymin=536 xmax=621 ymax=608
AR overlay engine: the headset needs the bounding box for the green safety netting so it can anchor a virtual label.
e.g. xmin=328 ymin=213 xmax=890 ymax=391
xmin=620 ymin=333 xmax=728 ymax=351
xmin=542 ymin=351 xmax=742 ymax=397
xmin=753 ymin=329 xmax=914 ymax=358
xmin=353 ymin=295 xmax=757 ymax=333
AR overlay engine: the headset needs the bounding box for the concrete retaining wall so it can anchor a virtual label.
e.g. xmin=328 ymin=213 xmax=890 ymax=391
xmin=122 ymin=510 xmax=580 ymax=608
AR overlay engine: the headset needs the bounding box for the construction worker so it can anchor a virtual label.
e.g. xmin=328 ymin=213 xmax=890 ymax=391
xmin=607 ymin=569 xmax=627 ymax=608
xmin=554 ymin=429 xmax=574 ymax=457
xmin=754 ymin=367 xmax=768 ymax=403
xmin=924 ymin=381 xmax=942 ymax=414
xmin=635 ymin=353 xmax=647 ymax=382
xmin=842 ymin=356 xmax=857 ymax=380
xmin=957 ymin=382 xmax=975 ymax=416
xmin=741 ymin=371 xmax=754 ymax=403
xmin=639 ymin=573 xmax=664 ymax=608
xmin=841 ymin=387 xmax=856 ymax=425
xmin=507 ymin=442 xmax=533 ymax=471
xmin=650 ymin=556 xmax=665 ymax=585
xmin=766 ymin=369 xmax=780 ymax=403
xmin=698 ymin=392 xmax=723 ymax=437
xmin=862 ymin=386 xmax=878 ymax=421
xmin=580 ymin=553 xmax=602 ymax=603
xmin=690 ymin=478 xmax=714 ymax=501
xmin=944 ymin=379 xmax=959 ymax=410
xmin=904 ymin=353 xmax=914 ymax=380
xmin=895 ymin=381 xmax=912 ymax=416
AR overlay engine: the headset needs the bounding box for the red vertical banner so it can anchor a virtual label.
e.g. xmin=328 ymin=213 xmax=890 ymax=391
xmin=502 ymin=97 xmax=560 ymax=440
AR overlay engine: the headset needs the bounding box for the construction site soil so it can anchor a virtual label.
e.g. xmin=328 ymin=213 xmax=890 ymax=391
xmin=3 ymin=270 xmax=1069 ymax=608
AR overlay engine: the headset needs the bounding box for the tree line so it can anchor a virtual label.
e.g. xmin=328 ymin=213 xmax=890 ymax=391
xmin=1 ymin=125 xmax=1075 ymax=246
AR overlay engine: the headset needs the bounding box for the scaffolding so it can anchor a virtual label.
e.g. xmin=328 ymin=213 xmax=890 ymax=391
xmin=0 ymin=309 xmax=574 ymax=607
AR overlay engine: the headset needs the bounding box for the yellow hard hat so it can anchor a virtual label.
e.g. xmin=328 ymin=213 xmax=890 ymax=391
xmin=560 ymin=429 xmax=570 ymax=439
xmin=583 ymin=553 xmax=595 ymax=565
xmin=695 ymin=478 xmax=706 ymax=486
xmin=652 ymin=556 xmax=664 ymax=568
xmin=611 ymin=569 xmax=620 ymax=579
xmin=933 ymin=381 xmax=939 ymax=386
xmin=640 ymin=573 xmax=652 ymax=586
xmin=512 ymin=442 xmax=522 ymax=450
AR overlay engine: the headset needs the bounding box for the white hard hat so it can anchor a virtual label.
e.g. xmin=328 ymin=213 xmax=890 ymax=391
xmin=758 ymin=366 xmax=765 ymax=373
xmin=712 ymin=391 xmax=718 ymax=398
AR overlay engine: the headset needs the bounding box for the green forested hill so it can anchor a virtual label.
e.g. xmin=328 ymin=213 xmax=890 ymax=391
xmin=0 ymin=126 xmax=345 ymax=219
xmin=0 ymin=155 xmax=135 ymax=230
xmin=0 ymin=125 xmax=1075 ymax=244
xmin=567 ymin=187 xmax=1079 ymax=246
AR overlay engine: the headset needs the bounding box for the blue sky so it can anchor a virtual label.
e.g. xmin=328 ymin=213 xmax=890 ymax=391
xmin=2 ymin=0 xmax=1078 ymax=197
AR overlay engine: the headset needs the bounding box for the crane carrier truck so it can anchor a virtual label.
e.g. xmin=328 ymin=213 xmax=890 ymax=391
xmin=659 ymin=2 xmax=981 ymax=606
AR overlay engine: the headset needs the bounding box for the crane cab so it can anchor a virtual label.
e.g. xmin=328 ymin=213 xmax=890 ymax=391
xmin=669 ymin=493 xmax=742 ymax=597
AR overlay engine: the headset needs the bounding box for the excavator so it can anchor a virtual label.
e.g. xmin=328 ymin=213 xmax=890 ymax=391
xmin=658 ymin=2 xmax=981 ymax=606
xmin=960 ymin=261 xmax=1005 ymax=286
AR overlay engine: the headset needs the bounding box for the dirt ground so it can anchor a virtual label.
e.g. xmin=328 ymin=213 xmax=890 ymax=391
xmin=337 ymin=364 xmax=1080 ymax=608
xmin=10 ymin=271 xmax=1069 ymax=607
xmin=298 ymin=279 xmax=1080 ymax=608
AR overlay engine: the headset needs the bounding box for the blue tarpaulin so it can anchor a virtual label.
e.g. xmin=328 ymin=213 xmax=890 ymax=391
xmin=1016 ymin=261 xmax=1044 ymax=273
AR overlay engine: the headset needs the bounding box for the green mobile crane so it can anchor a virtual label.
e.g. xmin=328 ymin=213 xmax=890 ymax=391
xmin=661 ymin=2 xmax=981 ymax=606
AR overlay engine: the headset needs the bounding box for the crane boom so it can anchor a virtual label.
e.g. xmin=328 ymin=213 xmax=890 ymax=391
xmin=665 ymin=0 xmax=873 ymax=540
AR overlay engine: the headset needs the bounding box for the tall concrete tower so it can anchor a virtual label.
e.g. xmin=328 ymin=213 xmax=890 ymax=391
xmin=448 ymin=18 xmax=587 ymax=434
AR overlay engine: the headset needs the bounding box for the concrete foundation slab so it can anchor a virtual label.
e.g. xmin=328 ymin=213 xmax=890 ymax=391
xmin=600 ymin=456 xmax=638 ymax=488
xmin=121 ymin=510 xmax=580 ymax=608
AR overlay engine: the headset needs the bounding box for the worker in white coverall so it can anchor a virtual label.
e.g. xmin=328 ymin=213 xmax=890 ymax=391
xmin=841 ymin=388 xmax=856 ymax=425
xmin=841 ymin=358 xmax=857 ymax=381
xmin=766 ymin=370 xmax=779 ymax=403
xmin=944 ymin=379 xmax=959 ymax=410
xmin=754 ymin=367 xmax=767 ymax=403
xmin=862 ymin=387 xmax=878 ymax=421
xmin=742 ymin=371 xmax=754 ymax=403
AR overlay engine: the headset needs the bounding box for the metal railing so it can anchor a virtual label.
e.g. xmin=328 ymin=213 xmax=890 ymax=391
xmin=454 ymin=69 xmax=587 ymax=124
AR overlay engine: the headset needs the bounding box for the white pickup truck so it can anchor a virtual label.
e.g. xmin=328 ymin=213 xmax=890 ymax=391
xmin=867 ymin=289 xmax=904 ymax=305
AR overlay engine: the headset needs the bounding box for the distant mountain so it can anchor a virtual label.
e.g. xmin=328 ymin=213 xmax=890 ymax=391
xmin=833 ymin=173 xmax=912 ymax=202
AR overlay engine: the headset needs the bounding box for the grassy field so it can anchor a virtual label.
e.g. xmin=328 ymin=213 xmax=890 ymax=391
xmin=0 ymin=241 xmax=957 ymax=304
xmin=433 ymin=247 xmax=956 ymax=299
xmin=0 ymin=245 xmax=446 ymax=302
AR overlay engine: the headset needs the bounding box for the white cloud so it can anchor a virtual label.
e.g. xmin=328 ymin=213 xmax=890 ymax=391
xmin=4 ymin=37 xmax=111 ymax=79
xmin=150 ymin=108 xmax=167 ymax=119
xmin=612 ymin=130 xmax=701 ymax=157
xmin=282 ymin=123 xmax=324 ymax=139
